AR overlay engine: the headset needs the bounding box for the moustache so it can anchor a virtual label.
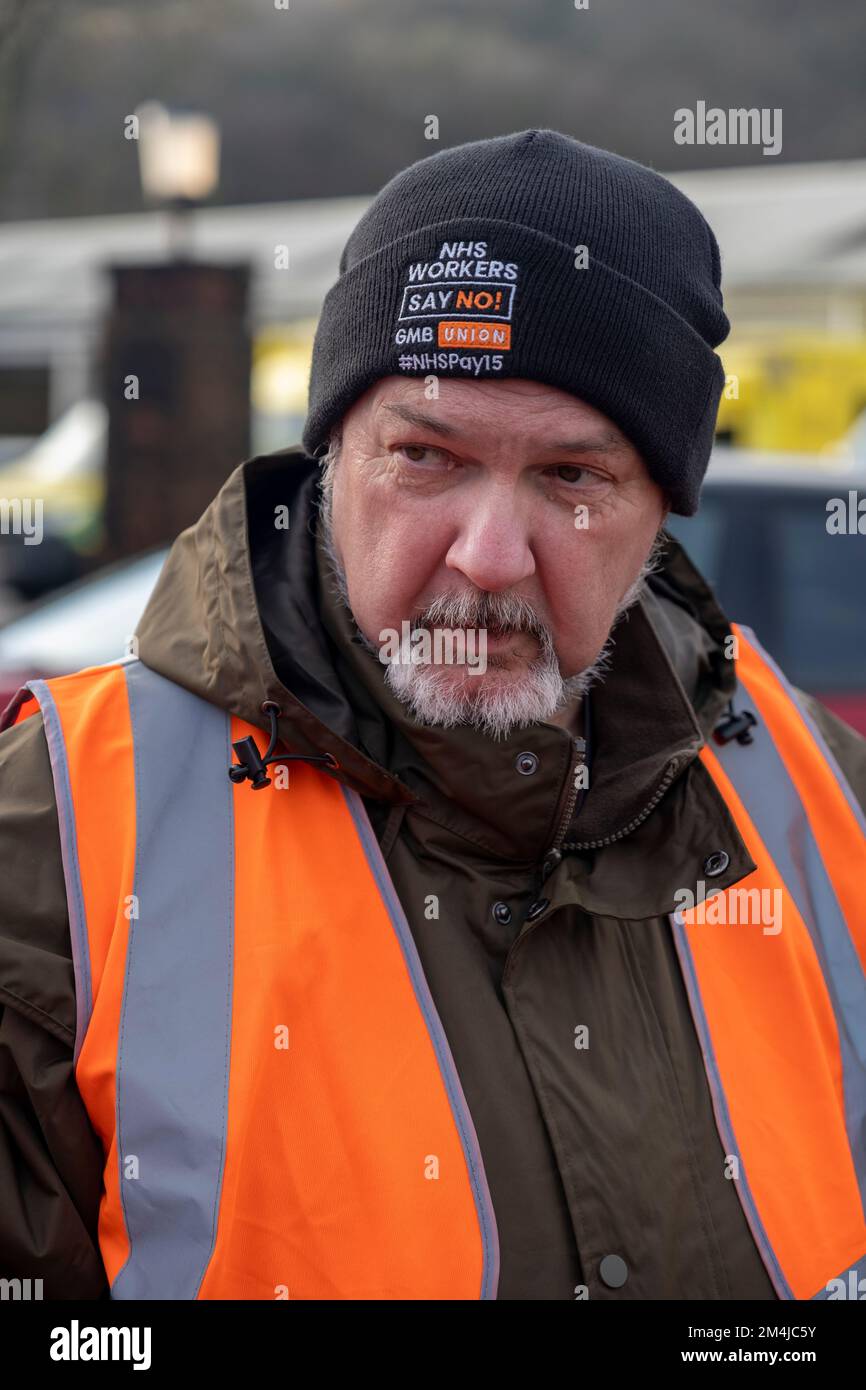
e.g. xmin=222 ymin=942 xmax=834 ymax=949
xmin=414 ymin=591 xmax=551 ymax=645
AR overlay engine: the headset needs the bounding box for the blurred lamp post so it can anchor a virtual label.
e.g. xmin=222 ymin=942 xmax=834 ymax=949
xmin=99 ymin=103 xmax=251 ymax=561
xmin=135 ymin=102 xmax=221 ymax=259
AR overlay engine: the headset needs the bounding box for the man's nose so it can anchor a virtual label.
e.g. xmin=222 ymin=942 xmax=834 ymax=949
xmin=444 ymin=488 xmax=536 ymax=593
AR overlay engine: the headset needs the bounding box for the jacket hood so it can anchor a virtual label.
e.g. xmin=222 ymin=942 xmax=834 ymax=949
xmin=137 ymin=447 xmax=412 ymax=805
xmin=135 ymin=445 xmax=745 ymax=870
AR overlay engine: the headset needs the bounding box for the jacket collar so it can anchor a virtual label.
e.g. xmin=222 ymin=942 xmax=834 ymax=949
xmin=314 ymin=514 xmax=713 ymax=861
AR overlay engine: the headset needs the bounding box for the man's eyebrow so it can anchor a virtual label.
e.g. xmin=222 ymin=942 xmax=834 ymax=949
xmin=537 ymin=431 xmax=629 ymax=454
xmin=380 ymin=404 xmax=628 ymax=452
xmin=380 ymin=404 xmax=461 ymax=437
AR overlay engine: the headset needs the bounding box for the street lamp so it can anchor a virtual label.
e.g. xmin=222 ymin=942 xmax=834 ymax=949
xmin=135 ymin=101 xmax=220 ymax=259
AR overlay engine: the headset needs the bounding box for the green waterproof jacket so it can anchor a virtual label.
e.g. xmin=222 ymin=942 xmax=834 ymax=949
xmin=1 ymin=445 xmax=865 ymax=1300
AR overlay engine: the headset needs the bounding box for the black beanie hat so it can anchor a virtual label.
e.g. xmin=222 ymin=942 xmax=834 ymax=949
xmin=303 ymin=128 xmax=730 ymax=515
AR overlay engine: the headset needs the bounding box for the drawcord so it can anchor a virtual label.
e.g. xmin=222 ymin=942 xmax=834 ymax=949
xmin=228 ymin=701 xmax=340 ymax=790
xmin=713 ymin=696 xmax=758 ymax=746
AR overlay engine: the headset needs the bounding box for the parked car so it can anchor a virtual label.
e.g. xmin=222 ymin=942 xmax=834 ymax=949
xmin=666 ymin=448 xmax=866 ymax=734
xmin=0 ymin=400 xmax=108 ymax=599
xmin=0 ymin=547 xmax=168 ymax=716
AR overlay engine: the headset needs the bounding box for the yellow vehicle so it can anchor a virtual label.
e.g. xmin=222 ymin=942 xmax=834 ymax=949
xmin=715 ymin=329 xmax=866 ymax=454
xmin=255 ymin=320 xmax=866 ymax=461
xmin=251 ymin=319 xmax=318 ymax=454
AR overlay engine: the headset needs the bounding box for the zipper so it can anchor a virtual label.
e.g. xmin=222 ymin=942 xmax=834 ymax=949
xmin=509 ymin=747 xmax=690 ymax=984
xmin=536 ymin=748 xmax=688 ymax=889
xmin=508 ymin=737 xmax=587 ymax=979
xmin=552 ymin=736 xmax=587 ymax=847
xmin=563 ymin=753 xmax=686 ymax=852
xmin=537 ymin=737 xmax=587 ymax=886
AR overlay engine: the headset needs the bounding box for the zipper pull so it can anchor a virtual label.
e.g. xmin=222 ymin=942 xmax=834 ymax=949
xmin=540 ymin=847 xmax=563 ymax=883
xmin=534 ymin=732 xmax=590 ymax=897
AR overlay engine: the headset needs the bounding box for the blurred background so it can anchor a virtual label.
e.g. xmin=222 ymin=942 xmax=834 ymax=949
xmin=0 ymin=0 xmax=864 ymax=727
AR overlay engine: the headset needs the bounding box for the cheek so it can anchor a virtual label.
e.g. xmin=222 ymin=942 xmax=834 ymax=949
xmin=336 ymin=492 xmax=450 ymax=638
xmin=545 ymin=529 xmax=645 ymax=663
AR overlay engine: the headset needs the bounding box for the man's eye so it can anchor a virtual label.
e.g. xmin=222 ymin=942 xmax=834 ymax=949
xmin=550 ymin=464 xmax=606 ymax=487
xmin=397 ymin=444 xmax=449 ymax=467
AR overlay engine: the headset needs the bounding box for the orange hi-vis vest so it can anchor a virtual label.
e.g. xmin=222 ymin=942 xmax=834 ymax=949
xmin=4 ymin=622 xmax=866 ymax=1300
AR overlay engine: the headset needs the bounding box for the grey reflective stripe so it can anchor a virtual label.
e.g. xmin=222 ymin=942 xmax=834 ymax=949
xmin=26 ymin=678 xmax=93 ymax=1067
xmin=112 ymin=659 xmax=234 ymax=1300
xmin=743 ymin=623 xmax=866 ymax=841
xmin=341 ymin=783 xmax=501 ymax=1300
xmin=671 ymin=624 xmax=866 ymax=1298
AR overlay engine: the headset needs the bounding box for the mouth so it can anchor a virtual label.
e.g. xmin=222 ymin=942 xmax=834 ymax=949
xmin=483 ymin=627 xmax=543 ymax=663
xmin=412 ymin=616 xmax=544 ymax=664
xmin=419 ymin=620 xmax=523 ymax=641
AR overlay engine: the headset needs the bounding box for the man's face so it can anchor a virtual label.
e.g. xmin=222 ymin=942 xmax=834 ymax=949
xmin=325 ymin=375 xmax=669 ymax=733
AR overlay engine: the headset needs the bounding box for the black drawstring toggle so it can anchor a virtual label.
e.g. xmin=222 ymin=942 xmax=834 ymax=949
xmin=713 ymin=700 xmax=758 ymax=747
xmin=228 ymin=701 xmax=339 ymax=790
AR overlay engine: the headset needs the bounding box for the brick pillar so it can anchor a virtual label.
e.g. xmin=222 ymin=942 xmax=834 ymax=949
xmin=101 ymin=261 xmax=251 ymax=559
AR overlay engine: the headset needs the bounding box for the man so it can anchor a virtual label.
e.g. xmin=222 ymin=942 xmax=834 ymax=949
xmin=1 ymin=129 xmax=865 ymax=1301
